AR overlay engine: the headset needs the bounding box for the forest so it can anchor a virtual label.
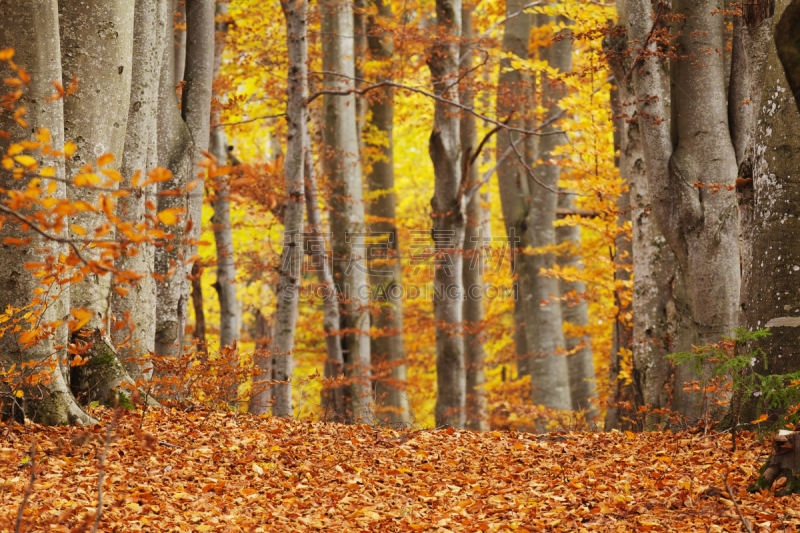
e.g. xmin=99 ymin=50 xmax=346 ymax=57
xmin=2 ymin=0 xmax=800 ymax=530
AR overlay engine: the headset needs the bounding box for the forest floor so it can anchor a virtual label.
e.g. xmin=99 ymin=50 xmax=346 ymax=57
xmin=0 ymin=407 xmax=798 ymax=532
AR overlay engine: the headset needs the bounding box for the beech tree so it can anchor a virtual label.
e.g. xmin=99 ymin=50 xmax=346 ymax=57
xmin=428 ymin=0 xmax=466 ymax=428
xmin=623 ymin=0 xmax=742 ymax=418
xmin=321 ymin=0 xmax=371 ymax=422
xmin=0 ymin=0 xmax=92 ymax=425
xmin=365 ymin=0 xmax=410 ymax=426
xmin=209 ymin=0 xmax=239 ymax=350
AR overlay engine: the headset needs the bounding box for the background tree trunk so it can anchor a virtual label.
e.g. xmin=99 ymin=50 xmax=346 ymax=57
xmin=366 ymin=0 xmax=410 ymax=426
xmin=270 ymin=0 xmax=309 ymax=418
xmin=249 ymin=308 xmax=273 ymax=414
xmin=556 ymin=196 xmax=598 ymax=418
xmin=0 ymin=0 xmax=93 ymax=425
xmin=428 ymin=0 xmax=465 ymax=429
xmin=495 ymin=0 xmax=533 ymax=385
xmin=523 ymin=13 xmax=571 ymax=411
xmin=304 ymin=125 xmax=346 ymax=421
xmin=322 ymin=0 xmax=372 ymax=423
xmin=112 ymin=0 xmax=164 ymax=383
xmin=210 ymin=0 xmax=239 ymax=349
xmin=154 ymin=0 xmax=214 ymax=360
xmin=461 ymin=2 xmax=489 ymax=432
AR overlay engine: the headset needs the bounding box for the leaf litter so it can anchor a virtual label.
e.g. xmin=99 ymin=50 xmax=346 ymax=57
xmin=1 ymin=408 xmax=798 ymax=532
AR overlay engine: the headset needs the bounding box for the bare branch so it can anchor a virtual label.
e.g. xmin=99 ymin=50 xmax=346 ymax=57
xmin=308 ymin=71 xmax=565 ymax=137
xmin=214 ymin=113 xmax=286 ymax=127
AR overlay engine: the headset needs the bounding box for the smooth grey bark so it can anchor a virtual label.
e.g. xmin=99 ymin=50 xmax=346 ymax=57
xmin=741 ymin=1 xmax=800 ymax=389
xmin=58 ymin=0 xmax=134 ymax=327
xmin=523 ymin=14 xmax=571 ymax=411
xmin=605 ymin=83 xmax=632 ymax=430
xmin=321 ymin=0 xmax=371 ymax=422
xmin=304 ymin=126 xmax=346 ymax=421
xmin=56 ymin=0 xmax=152 ymax=405
xmin=154 ymin=0 xmax=214 ymax=359
xmin=365 ymin=0 xmax=410 ymax=426
xmin=353 ymin=0 xmax=367 ymax=145
xmin=248 ymin=307 xmax=273 ymax=414
xmin=155 ymin=0 xmax=193 ymax=358
xmin=627 ymin=0 xmax=740 ymax=418
xmin=209 ymin=0 xmax=239 ymax=349
xmin=173 ymin=0 xmax=187 ymax=87
xmin=556 ymin=196 xmax=598 ymax=417
xmin=270 ymin=0 xmax=308 ymax=418
xmin=112 ymin=0 xmax=163 ymax=382
xmin=605 ymin=20 xmax=677 ymax=430
xmin=494 ymin=0 xmax=533 ymax=384
xmin=0 ymin=0 xmax=93 ymax=425
xmin=461 ymin=2 xmax=488 ymax=432
xmin=428 ymin=0 xmax=466 ymax=429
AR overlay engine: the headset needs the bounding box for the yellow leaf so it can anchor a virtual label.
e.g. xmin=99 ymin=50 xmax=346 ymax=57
xmin=101 ymin=168 xmax=123 ymax=182
xmin=15 ymin=390 xmax=23 ymax=398
xmin=70 ymin=225 xmax=86 ymax=236
xmin=35 ymin=128 xmax=50 ymax=143
xmin=158 ymin=208 xmax=184 ymax=226
xmin=40 ymin=166 xmax=55 ymax=178
xmin=97 ymin=153 xmax=114 ymax=166
xmin=751 ymin=414 xmax=768 ymax=424
xmin=14 ymin=155 xmax=37 ymax=168
xmin=47 ymin=180 xmax=57 ymax=195
xmin=63 ymin=141 xmax=77 ymax=157
xmin=624 ymin=431 xmax=636 ymax=440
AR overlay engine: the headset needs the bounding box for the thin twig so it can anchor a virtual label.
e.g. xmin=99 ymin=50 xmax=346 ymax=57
xmin=215 ymin=113 xmax=285 ymax=127
xmin=14 ymin=439 xmax=37 ymax=533
xmin=92 ymin=407 xmax=120 ymax=533
xmin=724 ymin=471 xmax=753 ymax=533
xmin=308 ymin=72 xmax=565 ymax=138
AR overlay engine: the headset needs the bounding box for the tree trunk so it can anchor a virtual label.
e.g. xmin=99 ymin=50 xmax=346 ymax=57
xmin=741 ymin=0 xmax=800 ymax=406
xmin=57 ymin=0 xmax=153 ymax=404
xmin=111 ymin=0 xmax=163 ymax=383
xmin=210 ymin=0 xmax=239 ymax=349
xmin=304 ymin=124 xmax=346 ymax=421
xmin=365 ymin=0 xmax=410 ymax=426
xmin=59 ymin=0 xmax=134 ymax=326
xmin=322 ymin=0 xmax=372 ymax=423
xmin=154 ymin=0 xmax=214 ymax=360
xmin=249 ymin=308 xmax=273 ymax=414
xmin=627 ymin=0 xmax=740 ymax=419
xmin=606 ymin=20 xmax=678 ymax=430
xmin=556 ymin=196 xmax=598 ymax=418
xmin=155 ymin=0 xmax=194 ymax=359
xmin=173 ymin=0 xmax=187 ymax=88
xmin=0 ymin=0 xmax=93 ymax=425
xmin=460 ymin=3 xmax=488 ymax=431
xmin=428 ymin=0 xmax=465 ymax=429
xmin=523 ymin=13 xmax=571 ymax=411
xmin=270 ymin=0 xmax=308 ymax=418
xmin=495 ymin=0 xmax=533 ymax=385
xmin=190 ymin=262 xmax=207 ymax=352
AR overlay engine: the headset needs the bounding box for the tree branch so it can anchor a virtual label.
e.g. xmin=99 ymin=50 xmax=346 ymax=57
xmin=308 ymin=71 xmax=565 ymax=137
